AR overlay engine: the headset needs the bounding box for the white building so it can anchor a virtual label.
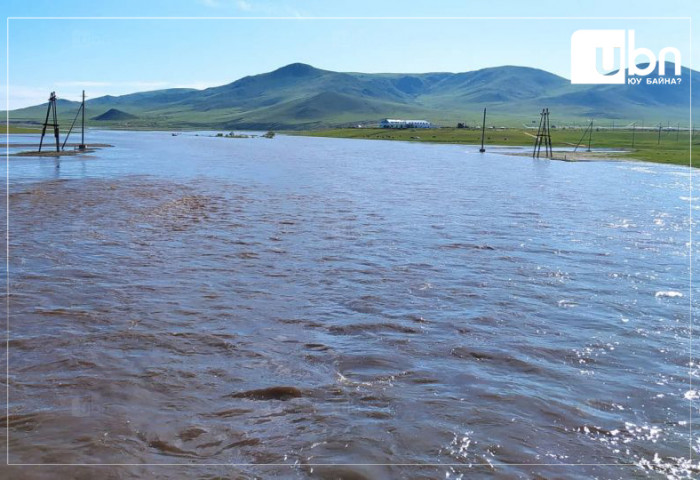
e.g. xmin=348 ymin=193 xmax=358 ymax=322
xmin=380 ymin=118 xmax=432 ymax=129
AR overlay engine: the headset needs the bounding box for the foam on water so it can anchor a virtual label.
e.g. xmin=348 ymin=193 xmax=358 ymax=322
xmin=655 ymin=290 xmax=684 ymax=298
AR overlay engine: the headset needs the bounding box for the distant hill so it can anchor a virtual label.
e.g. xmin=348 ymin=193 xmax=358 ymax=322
xmin=92 ymin=108 xmax=137 ymax=121
xmin=6 ymin=62 xmax=697 ymax=129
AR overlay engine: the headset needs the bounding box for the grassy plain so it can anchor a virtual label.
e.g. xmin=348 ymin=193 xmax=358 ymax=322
xmin=4 ymin=124 xmax=41 ymax=134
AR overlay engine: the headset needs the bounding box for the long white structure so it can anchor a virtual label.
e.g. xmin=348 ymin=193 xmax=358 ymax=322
xmin=380 ymin=118 xmax=432 ymax=129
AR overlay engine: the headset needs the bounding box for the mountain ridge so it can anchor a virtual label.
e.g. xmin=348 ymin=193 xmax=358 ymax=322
xmin=7 ymin=62 xmax=696 ymax=129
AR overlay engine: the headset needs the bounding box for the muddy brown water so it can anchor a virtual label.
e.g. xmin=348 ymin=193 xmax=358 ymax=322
xmin=1 ymin=131 xmax=697 ymax=479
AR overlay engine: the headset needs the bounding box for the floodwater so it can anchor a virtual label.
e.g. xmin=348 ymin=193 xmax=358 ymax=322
xmin=2 ymin=131 xmax=698 ymax=479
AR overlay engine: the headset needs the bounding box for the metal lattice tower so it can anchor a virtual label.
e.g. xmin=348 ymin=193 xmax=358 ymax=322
xmin=532 ymin=108 xmax=552 ymax=158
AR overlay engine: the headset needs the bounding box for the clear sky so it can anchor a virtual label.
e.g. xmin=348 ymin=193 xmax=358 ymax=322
xmin=1 ymin=0 xmax=697 ymax=109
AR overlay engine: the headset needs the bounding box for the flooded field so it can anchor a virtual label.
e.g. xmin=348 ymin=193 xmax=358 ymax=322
xmin=2 ymin=131 xmax=698 ymax=479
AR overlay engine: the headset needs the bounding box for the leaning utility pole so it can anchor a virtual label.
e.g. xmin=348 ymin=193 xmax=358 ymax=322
xmin=61 ymin=90 xmax=87 ymax=151
xmin=38 ymin=91 xmax=60 ymax=152
xmin=574 ymin=119 xmax=593 ymax=152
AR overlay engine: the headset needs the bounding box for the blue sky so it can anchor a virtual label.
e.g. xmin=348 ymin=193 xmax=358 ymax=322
xmin=1 ymin=0 xmax=697 ymax=109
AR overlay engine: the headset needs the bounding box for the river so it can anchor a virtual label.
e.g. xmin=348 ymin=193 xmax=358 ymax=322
xmin=2 ymin=130 xmax=697 ymax=479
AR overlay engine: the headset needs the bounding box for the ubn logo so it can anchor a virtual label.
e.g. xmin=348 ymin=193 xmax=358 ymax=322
xmin=571 ymin=30 xmax=681 ymax=84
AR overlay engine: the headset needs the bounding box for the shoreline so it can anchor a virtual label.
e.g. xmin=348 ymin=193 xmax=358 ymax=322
xmin=501 ymin=149 xmax=641 ymax=162
xmin=7 ymin=143 xmax=113 ymax=157
xmin=6 ymin=127 xmax=695 ymax=168
xmin=290 ymin=127 xmax=697 ymax=168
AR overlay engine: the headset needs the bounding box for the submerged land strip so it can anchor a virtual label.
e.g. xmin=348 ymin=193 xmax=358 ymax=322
xmin=7 ymin=142 xmax=113 ymax=157
xmin=293 ymin=127 xmax=698 ymax=168
xmin=5 ymin=123 xmax=696 ymax=167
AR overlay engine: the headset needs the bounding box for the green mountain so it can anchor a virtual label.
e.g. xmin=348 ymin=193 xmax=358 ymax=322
xmin=92 ymin=108 xmax=138 ymax=121
xmin=6 ymin=62 xmax=696 ymax=129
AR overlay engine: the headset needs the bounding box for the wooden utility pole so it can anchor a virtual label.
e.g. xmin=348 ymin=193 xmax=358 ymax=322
xmin=479 ymin=108 xmax=487 ymax=153
xmin=574 ymin=119 xmax=593 ymax=152
xmin=38 ymin=91 xmax=60 ymax=152
xmin=80 ymin=90 xmax=86 ymax=149
xmin=532 ymin=108 xmax=553 ymax=158
xmin=61 ymin=90 xmax=87 ymax=151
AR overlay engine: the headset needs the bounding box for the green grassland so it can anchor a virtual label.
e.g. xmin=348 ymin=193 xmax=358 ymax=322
xmin=4 ymin=124 xmax=41 ymax=134
xmin=296 ymin=127 xmax=698 ymax=168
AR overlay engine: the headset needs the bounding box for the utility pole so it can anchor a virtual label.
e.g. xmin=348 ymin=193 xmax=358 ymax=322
xmin=80 ymin=90 xmax=86 ymax=150
xmin=532 ymin=108 xmax=552 ymax=158
xmin=677 ymin=122 xmax=680 ymax=143
xmin=61 ymin=90 xmax=87 ymax=151
xmin=657 ymin=123 xmax=662 ymax=145
xmin=38 ymin=91 xmax=60 ymax=152
xmin=479 ymin=108 xmax=487 ymax=153
xmin=574 ymin=119 xmax=592 ymax=152
xmin=533 ymin=109 xmax=544 ymax=157
xmin=632 ymin=122 xmax=636 ymax=148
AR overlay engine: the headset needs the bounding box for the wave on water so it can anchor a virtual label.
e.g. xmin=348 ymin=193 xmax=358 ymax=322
xmin=655 ymin=290 xmax=684 ymax=298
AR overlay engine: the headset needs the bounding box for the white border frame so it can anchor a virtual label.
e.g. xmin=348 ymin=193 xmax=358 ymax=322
xmin=4 ymin=15 xmax=694 ymax=471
